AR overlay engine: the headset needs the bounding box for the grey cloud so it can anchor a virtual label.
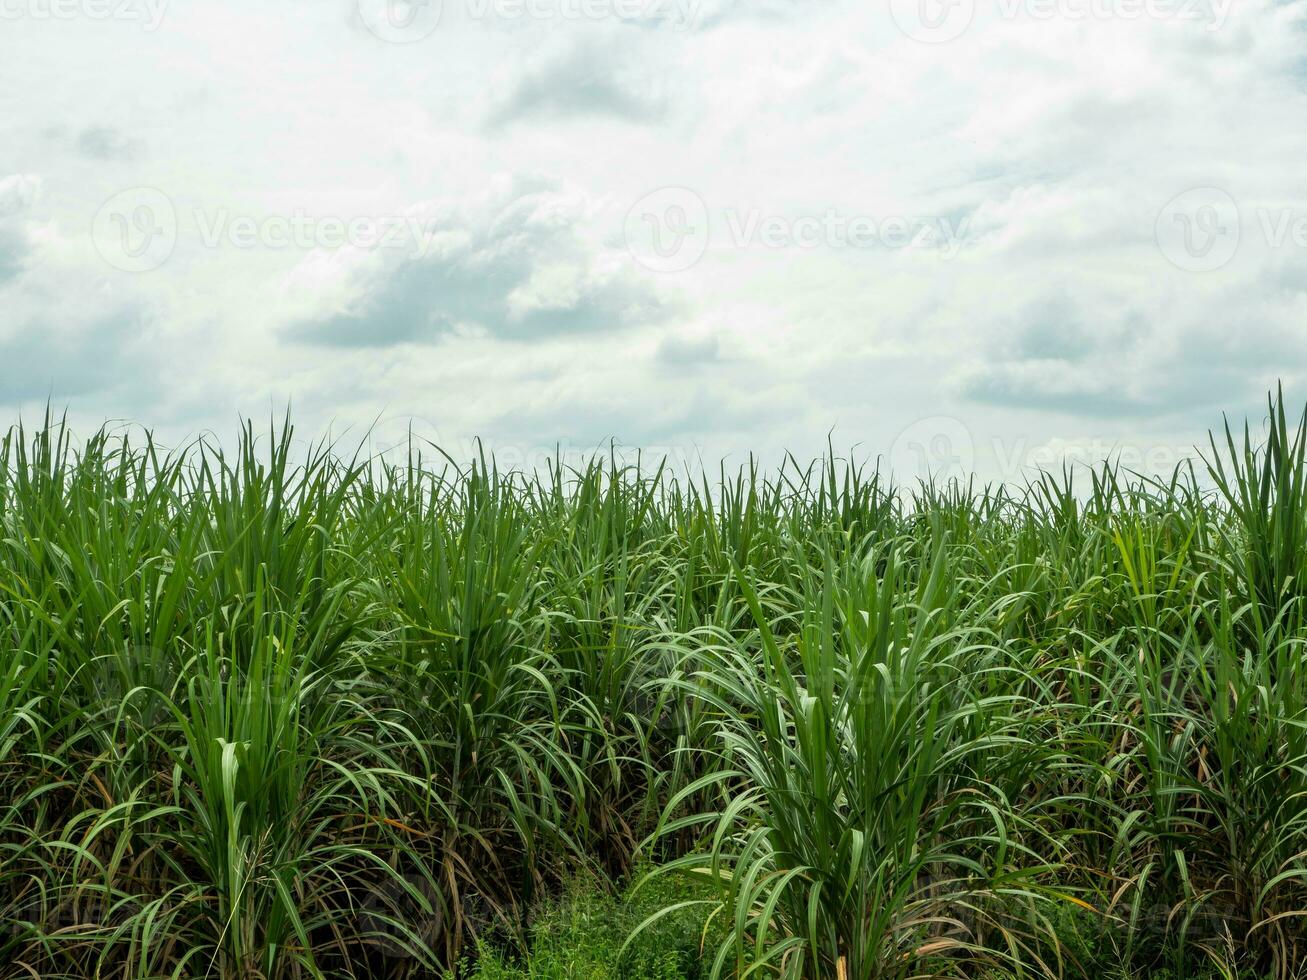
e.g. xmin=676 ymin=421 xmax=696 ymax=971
xmin=0 ymin=227 xmax=27 ymax=286
xmin=75 ymin=126 xmax=138 ymax=161
xmin=0 ymin=170 xmax=160 ymax=408
xmin=656 ymin=333 xmax=720 ymax=367
xmin=958 ymin=362 xmax=1264 ymax=421
xmin=285 ymin=184 xmax=669 ymax=348
xmin=0 ymin=175 xmax=39 ymax=286
xmin=483 ymin=384 xmax=782 ymax=451
xmin=1002 ymin=295 xmax=1151 ymax=365
xmin=41 ymin=125 xmax=139 ymax=161
xmin=960 ymin=367 xmax=1155 ymax=419
xmin=958 ymin=289 xmax=1306 ymax=420
xmin=953 ymin=293 xmax=1148 ymax=417
xmin=486 ymin=43 xmax=666 ymax=126
xmin=0 ymin=308 xmax=151 ymax=405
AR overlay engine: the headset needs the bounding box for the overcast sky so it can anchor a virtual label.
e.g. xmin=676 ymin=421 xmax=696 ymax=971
xmin=2 ymin=0 xmax=1305 ymax=482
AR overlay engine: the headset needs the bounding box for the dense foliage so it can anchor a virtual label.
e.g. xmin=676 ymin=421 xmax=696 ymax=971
xmin=3 ymin=391 xmax=1307 ymax=978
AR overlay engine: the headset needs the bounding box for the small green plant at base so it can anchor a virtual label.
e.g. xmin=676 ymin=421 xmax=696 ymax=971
xmin=457 ymin=867 xmax=717 ymax=979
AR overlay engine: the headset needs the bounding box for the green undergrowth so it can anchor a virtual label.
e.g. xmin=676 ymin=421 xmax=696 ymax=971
xmin=461 ymin=872 xmax=1277 ymax=980
xmin=456 ymin=867 xmax=718 ymax=980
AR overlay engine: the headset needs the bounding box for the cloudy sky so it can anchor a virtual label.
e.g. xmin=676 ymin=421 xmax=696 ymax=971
xmin=2 ymin=0 xmax=1306 ymax=482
